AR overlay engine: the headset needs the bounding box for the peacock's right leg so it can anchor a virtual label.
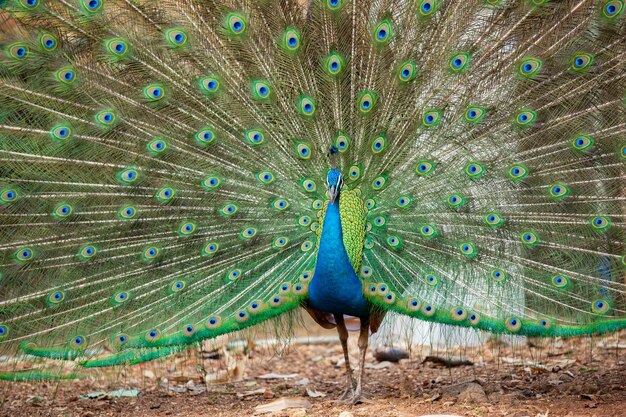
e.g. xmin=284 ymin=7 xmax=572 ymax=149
xmin=334 ymin=314 xmax=356 ymax=400
xmin=350 ymin=316 xmax=371 ymax=405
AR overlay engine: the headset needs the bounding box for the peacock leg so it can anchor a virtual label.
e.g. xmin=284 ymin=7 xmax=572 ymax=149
xmin=334 ymin=314 xmax=356 ymax=400
xmin=351 ymin=316 xmax=371 ymax=405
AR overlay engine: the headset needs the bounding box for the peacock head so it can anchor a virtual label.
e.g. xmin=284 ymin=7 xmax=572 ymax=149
xmin=326 ymin=168 xmax=343 ymax=204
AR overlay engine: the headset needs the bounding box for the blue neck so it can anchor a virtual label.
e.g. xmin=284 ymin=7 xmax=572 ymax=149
xmin=308 ymin=197 xmax=368 ymax=317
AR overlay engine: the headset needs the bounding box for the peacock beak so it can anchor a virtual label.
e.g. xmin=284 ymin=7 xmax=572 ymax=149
xmin=329 ymin=185 xmax=339 ymax=204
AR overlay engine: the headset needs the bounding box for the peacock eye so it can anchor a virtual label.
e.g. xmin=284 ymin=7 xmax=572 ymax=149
xmin=464 ymin=106 xmax=485 ymax=123
xmin=105 ymin=38 xmax=128 ymax=57
xmin=348 ymin=165 xmax=361 ymax=180
xmin=82 ymin=0 xmax=102 ymax=12
xmin=373 ymin=20 xmax=393 ymax=44
xmin=572 ymin=134 xmax=594 ymax=151
xmin=16 ymin=247 xmax=34 ymax=262
xmin=515 ymin=109 xmax=537 ymax=126
xmin=422 ymin=110 xmax=441 ymax=127
xmin=246 ymin=129 xmax=265 ymax=145
xmin=296 ymin=142 xmax=311 ymax=159
xmin=241 ymin=227 xmax=257 ymax=239
xmin=415 ymin=160 xmax=436 ymax=176
xmin=166 ymin=29 xmax=188 ymax=47
xmin=119 ymin=205 xmax=137 ymax=219
xmin=451 ymin=307 xmax=467 ymax=321
xmin=464 ymin=162 xmax=485 ymax=179
xmin=506 ymin=317 xmax=521 ymax=332
xmin=226 ymin=13 xmax=247 ymax=35
xmin=326 ymin=53 xmax=344 ymax=76
xmin=302 ymin=179 xmax=317 ymax=192
xmin=51 ymin=125 xmax=72 ymax=141
xmin=40 ymin=33 xmax=58 ymax=51
xmin=549 ymin=183 xmax=569 ymax=200
xmin=449 ymin=52 xmax=469 ymax=73
xmin=603 ymin=1 xmax=624 ymax=18
xmin=371 ymin=176 xmax=386 ymax=190
xmin=146 ymin=329 xmax=160 ymax=341
xmin=283 ymin=28 xmax=301 ymax=51
xmin=592 ymin=299 xmax=610 ymax=314
xmin=398 ymin=61 xmax=416 ymax=82
xmin=520 ymin=231 xmax=539 ymax=247
xmin=118 ymin=168 xmax=139 ymax=184
xmin=144 ymin=247 xmax=160 ymax=261
xmin=79 ymin=245 xmax=97 ymax=259
xmin=8 ymin=43 xmax=29 ymax=60
xmin=221 ymin=203 xmax=239 ymax=216
xmin=386 ymin=235 xmax=401 ymax=249
xmin=570 ymin=53 xmax=593 ymax=72
xmin=326 ymin=0 xmax=343 ymax=9
xmin=252 ymin=80 xmax=271 ymax=99
xmin=147 ymin=138 xmax=168 ymax=154
xmin=371 ymin=135 xmax=387 ymax=154
xmin=200 ymin=76 xmax=220 ymax=94
xmin=202 ymin=176 xmax=221 ymax=190
xmin=144 ymin=84 xmax=166 ymax=101
xmin=590 ymin=216 xmax=610 ymax=231
xmin=459 ymin=242 xmax=477 ymax=257
xmin=418 ymin=0 xmax=437 ymax=16
xmin=518 ymin=58 xmax=542 ymax=77
xmin=20 ymin=0 xmax=40 ymax=9
xmin=272 ymin=199 xmax=289 ymax=211
xmin=273 ymin=237 xmax=288 ymax=249
xmin=196 ymin=129 xmax=216 ymax=146
xmin=179 ymin=222 xmax=196 ymax=235
xmin=447 ymin=193 xmax=466 ymax=207
xmin=507 ymin=164 xmax=528 ymax=181
xmin=552 ymin=274 xmax=568 ymax=288
xmin=357 ymin=91 xmax=377 ymax=114
xmin=49 ymin=290 xmax=65 ymax=304
xmin=96 ymin=110 xmax=117 ymax=126
xmin=299 ymin=96 xmax=315 ymax=117
xmin=420 ymin=224 xmax=438 ymax=238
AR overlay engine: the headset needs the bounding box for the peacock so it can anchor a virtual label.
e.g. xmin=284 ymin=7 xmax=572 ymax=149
xmin=0 ymin=0 xmax=625 ymax=405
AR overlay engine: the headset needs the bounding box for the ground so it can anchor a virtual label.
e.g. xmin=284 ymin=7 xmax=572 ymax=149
xmin=1 ymin=322 xmax=625 ymax=417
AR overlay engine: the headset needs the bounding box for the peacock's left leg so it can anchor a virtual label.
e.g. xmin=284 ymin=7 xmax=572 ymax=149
xmin=351 ymin=316 xmax=370 ymax=405
xmin=334 ymin=314 xmax=356 ymax=400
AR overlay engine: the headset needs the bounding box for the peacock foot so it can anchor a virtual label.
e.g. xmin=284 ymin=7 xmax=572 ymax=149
xmin=339 ymin=376 xmax=357 ymax=400
xmin=334 ymin=393 xmax=371 ymax=405
xmin=347 ymin=383 xmax=372 ymax=405
xmin=348 ymin=392 xmax=372 ymax=405
xmin=335 ymin=383 xmax=372 ymax=405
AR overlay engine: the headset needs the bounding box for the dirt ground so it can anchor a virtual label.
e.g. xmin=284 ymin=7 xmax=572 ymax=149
xmin=1 ymin=323 xmax=625 ymax=417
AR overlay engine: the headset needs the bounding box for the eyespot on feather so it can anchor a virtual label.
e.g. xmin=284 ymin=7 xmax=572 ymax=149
xmin=449 ymin=52 xmax=469 ymax=73
xmin=372 ymin=19 xmax=393 ymax=45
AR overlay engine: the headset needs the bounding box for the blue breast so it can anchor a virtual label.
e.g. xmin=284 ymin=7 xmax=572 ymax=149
xmin=309 ymin=197 xmax=369 ymax=317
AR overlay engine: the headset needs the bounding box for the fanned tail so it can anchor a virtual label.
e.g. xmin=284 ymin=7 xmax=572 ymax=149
xmin=0 ymin=0 xmax=624 ymax=376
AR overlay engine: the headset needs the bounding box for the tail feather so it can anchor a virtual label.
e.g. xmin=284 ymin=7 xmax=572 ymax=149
xmin=0 ymin=0 xmax=624 ymax=371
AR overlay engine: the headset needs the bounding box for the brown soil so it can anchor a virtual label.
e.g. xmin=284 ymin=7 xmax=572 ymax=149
xmin=1 ymin=325 xmax=625 ymax=417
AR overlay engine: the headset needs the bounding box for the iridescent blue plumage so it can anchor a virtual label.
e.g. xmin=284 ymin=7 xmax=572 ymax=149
xmin=309 ymin=196 xmax=368 ymax=317
xmin=307 ymin=169 xmax=372 ymax=402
